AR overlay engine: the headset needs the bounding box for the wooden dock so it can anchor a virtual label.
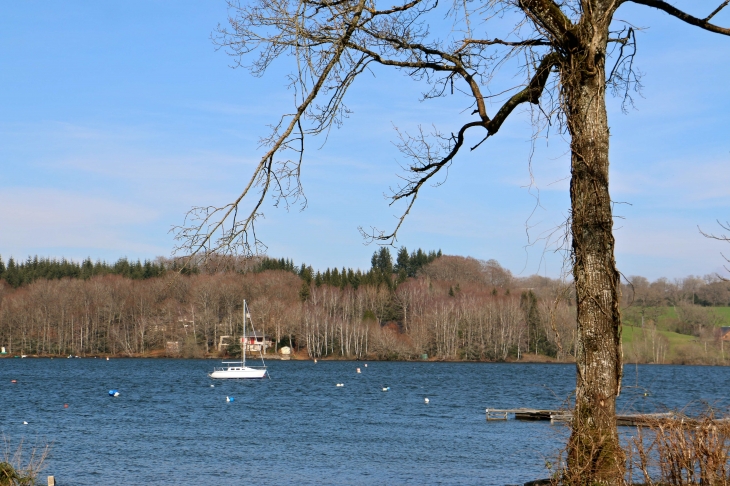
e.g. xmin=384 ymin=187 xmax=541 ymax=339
xmin=486 ymin=408 xmax=675 ymax=426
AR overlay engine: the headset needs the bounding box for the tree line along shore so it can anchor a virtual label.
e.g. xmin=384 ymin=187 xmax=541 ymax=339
xmin=1 ymin=249 xmax=730 ymax=364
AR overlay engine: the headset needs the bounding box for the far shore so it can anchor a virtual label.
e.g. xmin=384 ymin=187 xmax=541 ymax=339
xmin=2 ymin=352 xmax=727 ymax=366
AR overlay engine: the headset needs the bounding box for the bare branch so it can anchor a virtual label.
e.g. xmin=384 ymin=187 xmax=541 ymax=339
xmin=699 ymin=221 xmax=730 ymax=280
xmin=705 ymin=0 xmax=730 ymax=22
xmin=607 ymin=26 xmax=642 ymax=112
xmin=369 ymin=51 xmax=559 ymax=243
xmin=628 ymin=0 xmax=730 ymax=35
xmin=172 ymin=0 xmax=369 ymax=267
xmin=455 ymin=37 xmax=551 ymax=53
xmin=486 ymin=51 xmax=558 ymax=136
xmin=519 ymin=0 xmax=575 ymax=45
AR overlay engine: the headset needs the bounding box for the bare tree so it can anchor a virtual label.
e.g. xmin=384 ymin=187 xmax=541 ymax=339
xmin=173 ymin=0 xmax=730 ymax=482
xmin=701 ymin=220 xmax=730 ymax=279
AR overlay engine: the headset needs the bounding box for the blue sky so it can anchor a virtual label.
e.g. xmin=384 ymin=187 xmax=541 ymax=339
xmin=1 ymin=1 xmax=729 ymax=280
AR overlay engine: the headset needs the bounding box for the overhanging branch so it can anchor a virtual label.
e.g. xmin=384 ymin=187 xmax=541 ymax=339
xmin=628 ymin=0 xmax=730 ymax=36
xmin=369 ymin=51 xmax=559 ymax=243
xmin=486 ymin=52 xmax=558 ymax=136
xmin=172 ymin=0 xmax=369 ymax=267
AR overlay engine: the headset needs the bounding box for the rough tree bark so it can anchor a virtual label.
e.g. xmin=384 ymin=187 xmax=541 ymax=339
xmin=561 ymin=10 xmax=624 ymax=481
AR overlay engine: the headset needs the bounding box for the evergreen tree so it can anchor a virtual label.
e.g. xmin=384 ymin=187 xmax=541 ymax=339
xmin=350 ymin=270 xmax=361 ymax=290
xmin=330 ymin=268 xmax=341 ymax=288
xmin=520 ymin=290 xmax=556 ymax=358
xmin=299 ymin=281 xmax=311 ymax=302
xmin=4 ymin=257 xmax=20 ymax=288
xmin=371 ymin=247 xmax=393 ymax=274
xmin=299 ymin=265 xmax=313 ymax=284
xmin=323 ymin=268 xmax=332 ymax=286
xmin=81 ymin=257 xmax=94 ymax=280
xmin=395 ymin=247 xmax=410 ymax=273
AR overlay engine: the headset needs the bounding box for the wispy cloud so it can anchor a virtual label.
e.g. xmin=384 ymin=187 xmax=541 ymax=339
xmin=612 ymin=155 xmax=730 ymax=206
xmin=0 ymin=188 xmax=166 ymax=256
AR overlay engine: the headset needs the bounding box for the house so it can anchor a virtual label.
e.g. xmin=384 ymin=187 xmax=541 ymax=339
xmin=217 ymin=332 xmax=273 ymax=353
xmin=719 ymin=327 xmax=730 ymax=341
xmin=166 ymin=341 xmax=181 ymax=355
xmin=242 ymin=331 xmax=273 ymax=353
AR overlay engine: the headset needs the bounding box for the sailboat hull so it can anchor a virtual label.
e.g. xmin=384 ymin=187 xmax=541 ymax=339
xmin=209 ymin=366 xmax=267 ymax=379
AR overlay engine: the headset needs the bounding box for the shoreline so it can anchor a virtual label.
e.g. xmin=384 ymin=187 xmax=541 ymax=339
xmin=1 ymin=353 xmax=727 ymax=366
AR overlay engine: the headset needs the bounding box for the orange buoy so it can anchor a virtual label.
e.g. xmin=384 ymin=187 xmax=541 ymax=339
xmin=64 ymin=404 xmax=69 ymax=408
xmin=11 ymin=379 xmax=17 ymax=383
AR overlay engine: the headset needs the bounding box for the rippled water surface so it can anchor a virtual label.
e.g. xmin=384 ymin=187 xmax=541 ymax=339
xmin=2 ymin=359 xmax=730 ymax=485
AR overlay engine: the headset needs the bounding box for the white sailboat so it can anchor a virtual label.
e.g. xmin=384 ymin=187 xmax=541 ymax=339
xmin=209 ymin=300 xmax=268 ymax=379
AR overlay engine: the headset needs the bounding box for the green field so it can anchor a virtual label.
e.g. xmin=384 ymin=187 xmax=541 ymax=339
xmin=710 ymin=307 xmax=730 ymax=321
xmin=622 ymin=306 xmax=730 ymax=333
xmin=622 ymin=324 xmax=704 ymax=363
xmin=622 ymin=325 xmax=695 ymax=347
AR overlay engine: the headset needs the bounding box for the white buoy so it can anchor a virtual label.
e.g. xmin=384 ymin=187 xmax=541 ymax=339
xmin=210 ymin=384 xmax=215 ymax=388
xmin=382 ymin=386 xmax=390 ymax=392
xmin=356 ymin=368 xmax=361 ymax=373
xmin=314 ymin=358 xmax=317 ymax=363
xmin=424 ymin=398 xmax=430 ymax=404
xmin=23 ymin=421 xmax=28 ymax=425
xmin=106 ymin=357 xmax=109 ymax=361
xmin=336 ymin=383 xmax=344 ymax=387
xmin=364 ymin=363 xmax=368 ymax=368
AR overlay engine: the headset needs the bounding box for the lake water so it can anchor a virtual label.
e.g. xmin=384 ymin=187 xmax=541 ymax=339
xmin=1 ymin=359 xmax=729 ymax=485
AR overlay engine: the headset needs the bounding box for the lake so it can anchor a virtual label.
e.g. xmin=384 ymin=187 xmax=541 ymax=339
xmin=1 ymin=359 xmax=729 ymax=485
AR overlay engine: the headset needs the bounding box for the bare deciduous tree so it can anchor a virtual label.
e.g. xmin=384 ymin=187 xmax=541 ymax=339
xmin=172 ymin=0 xmax=730 ymax=482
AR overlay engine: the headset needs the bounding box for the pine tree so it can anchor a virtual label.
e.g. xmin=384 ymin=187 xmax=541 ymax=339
xmin=520 ymin=290 xmax=556 ymax=358
xmin=4 ymin=257 xmax=20 ymax=288
xmin=299 ymin=281 xmax=311 ymax=302
xmin=330 ymin=268 xmax=341 ymax=288
xmin=395 ymin=247 xmax=409 ymax=273
xmin=350 ymin=270 xmax=361 ymax=290
xmin=371 ymin=247 xmax=393 ymax=274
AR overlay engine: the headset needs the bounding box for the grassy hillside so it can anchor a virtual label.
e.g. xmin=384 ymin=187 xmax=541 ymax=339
xmin=622 ymin=325 xmax=695 ymax=346
xmin=622 ymin=306 xmax=730 ymax=333
xmin=622 ymin=324 xmax=726 ymax=364
xmin=710 ymin=307 xmax=730 ymax=322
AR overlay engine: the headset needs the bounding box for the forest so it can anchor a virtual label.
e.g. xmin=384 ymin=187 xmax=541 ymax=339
xmin=1 ymin=248 xmax=730 ymax=364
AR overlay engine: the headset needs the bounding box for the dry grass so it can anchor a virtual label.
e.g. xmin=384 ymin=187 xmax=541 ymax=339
xmin=1 ymin=437 xmax=48 ymax=486
xmin=544 ymin=410 xmax=730 ymax=485
xmin=626 ymin=411 xmax=730 ymax=485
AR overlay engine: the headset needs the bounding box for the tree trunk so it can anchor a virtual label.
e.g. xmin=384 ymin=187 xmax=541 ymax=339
xmin=564 ymin=24 xmax=624 ymax=484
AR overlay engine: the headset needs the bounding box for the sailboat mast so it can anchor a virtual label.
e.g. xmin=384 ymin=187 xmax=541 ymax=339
xmin=242 ymin=299 xmax=247 ymax=366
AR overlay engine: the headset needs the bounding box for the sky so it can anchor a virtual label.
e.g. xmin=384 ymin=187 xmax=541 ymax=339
xmin=0 ymin=1 xmax=729 ymax=281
